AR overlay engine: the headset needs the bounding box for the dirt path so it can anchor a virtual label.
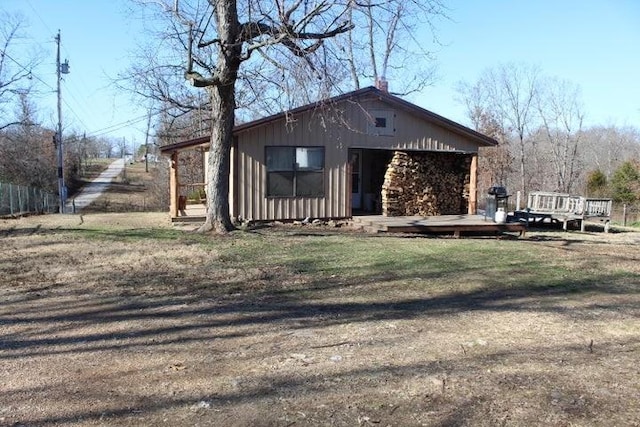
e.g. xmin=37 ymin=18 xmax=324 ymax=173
xmin=65 ymin=158 xmax=125 ymax=213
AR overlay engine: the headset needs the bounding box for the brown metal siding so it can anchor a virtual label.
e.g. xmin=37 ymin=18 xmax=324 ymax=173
xmin=234 ymin=98 xmax=483 ymax=221
xmin=347 ymin=99 xmax=481 ymax=152
xmin=235 ymin=114 xmax=349 ymax=221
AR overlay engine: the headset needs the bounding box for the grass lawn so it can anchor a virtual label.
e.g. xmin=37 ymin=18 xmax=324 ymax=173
xmin=1 ymin=213 xmax=639 ymax=426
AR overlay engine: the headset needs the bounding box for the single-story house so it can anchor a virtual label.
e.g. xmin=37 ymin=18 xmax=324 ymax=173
xmin=159 ymin=85 xmax=497 ymax=222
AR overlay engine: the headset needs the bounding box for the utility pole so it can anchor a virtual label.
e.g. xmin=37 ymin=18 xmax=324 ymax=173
xmin=144 ymin=110 xmax=152 ymax=173
xmin=55 ymin=30 xmax=70 ymax=213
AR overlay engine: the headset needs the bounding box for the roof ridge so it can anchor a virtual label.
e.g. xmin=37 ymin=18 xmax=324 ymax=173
xmin=160 ymin=86 xmax=497 ymax=153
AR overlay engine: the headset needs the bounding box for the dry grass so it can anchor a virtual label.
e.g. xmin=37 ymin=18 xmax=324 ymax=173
xmin=80 ymin=161 xmax=167 ymax=213
xmin=1 ymin=213 xmax=639 ymax=426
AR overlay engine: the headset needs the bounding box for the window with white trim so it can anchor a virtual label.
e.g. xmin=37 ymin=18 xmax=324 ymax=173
xmin=266 ymin=146 xmax=325 ymax=197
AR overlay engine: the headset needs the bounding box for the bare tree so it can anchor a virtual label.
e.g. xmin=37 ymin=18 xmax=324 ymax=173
xmin=473 ymin=109 xmax=512 ymax=192
xmin=0 ymin=93 xmax=56 ymax=190
xmin=457 ymin=63 xmax=541 ymax=196
xmin=492 ymin=64 xmax=540 ymax=196
xmin=456 ymin=80 xmax=512 ymax=192
xmin=0 ymin=11 xmax=40 ymax=131
xmin=535 ymin=78 xmax=584 ymax=193
xmin=581 ymin=125 xmax=640 ymax=180
xmin=340 ymin=0 xmax=446 ymax=94
xmin=128 ymin=0 xmax=355 ymax=232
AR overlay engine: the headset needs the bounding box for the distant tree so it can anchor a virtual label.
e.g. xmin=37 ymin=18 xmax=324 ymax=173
xmin=586 ymin=169 xmax=607 ymax=197
xmin=0 ymin=12 xmax=53 ymax=191
xmin=470 ymin=108 xmax=512 ymax=192
xmin=534 ymin=78 xmax=585 ymax=193
xmin=0 ymin=11 xmax=40 ymax=131
xmin=610 ymin=161 xmax=640 ymax=203
xmin=581 ymin=126 xmax=640 ymax=180
xmin=457 ymin=63 xmax=541 ymax=196
xmin=0 ymin=93 xmax=56 ymax=190
xmin=63 ymin=132 xmax=97 ymax=190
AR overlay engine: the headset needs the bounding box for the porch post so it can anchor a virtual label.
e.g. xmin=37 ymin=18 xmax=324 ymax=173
xmin=169 ymin=151 xmax=179 ymax=217
xmin=468 ymin=154 xmax=478 ymax=215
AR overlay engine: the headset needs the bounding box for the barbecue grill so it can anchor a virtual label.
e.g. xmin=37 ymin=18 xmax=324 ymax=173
xmin=486 ymin=186 xmax=510 ymax=221
xmin=488 ymin=186 xmax=509 ymax=207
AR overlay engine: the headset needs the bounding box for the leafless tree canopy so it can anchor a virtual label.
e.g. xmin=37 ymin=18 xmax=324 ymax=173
xmin=340 ymin=0 xmax=446 ymax=95
xmin=457 ymin=63 xmax=640 ymax=201
xmin=120 ymin=0 xmax=448 ymax=232
xmin=0 ymin=11 xmax=41 ymax=131
xmin=123 ymin=0 xmax=447 ymax=130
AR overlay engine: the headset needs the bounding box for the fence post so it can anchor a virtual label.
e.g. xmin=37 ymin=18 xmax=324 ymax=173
xmin=0 ymin=182 xmax=59 ymax=216
xmin=9 ymin=184 xmax=14 ymax=215
xmin=623 ymin=203 xmax=627 ymax=227
xmin=18 ymin=186 xmax=23 ymax=215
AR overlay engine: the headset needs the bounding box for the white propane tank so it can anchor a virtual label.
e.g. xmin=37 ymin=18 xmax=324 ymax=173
xmin=494 ymin=207 xmax=507 ymax=224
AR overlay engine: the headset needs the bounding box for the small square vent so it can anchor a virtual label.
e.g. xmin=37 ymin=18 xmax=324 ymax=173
xmin=367 ymin=110 xmax=394 ymax=136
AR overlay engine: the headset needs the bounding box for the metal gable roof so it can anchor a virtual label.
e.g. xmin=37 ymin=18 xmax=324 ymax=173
xmin=160 ymin=86 xmax=497 ymax=154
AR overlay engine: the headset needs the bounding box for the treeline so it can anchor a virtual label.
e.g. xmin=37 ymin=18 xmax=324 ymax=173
xmin=0 ymin=120 xmax=126 ymax=194
xmin=0 ymin=13 xmax=124 ymax=195
xmin=458 ymin=63 xmax=640 ymax=204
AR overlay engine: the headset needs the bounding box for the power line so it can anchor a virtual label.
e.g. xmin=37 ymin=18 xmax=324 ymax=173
xmin=87 ymin=113 xmax=156 ymax=138
xmin=2 ymin=44 xmax=142 ymax=138
xmin=87 ymin=103 xmax=191 ymax=139
xmin=1 ymin=31 xmax=95 ymax=133
xmin=23 ymin=0 xmax=118 ymax=136
xmin=5 ymin=5 xmax=188 ymax=141
xmin=1 ymin=50 xmax=55 ymax=92
xmin=25 ymin=0 xmax=54 ymax=37
xmin=60 ymin=80 xmax=91 ymax=130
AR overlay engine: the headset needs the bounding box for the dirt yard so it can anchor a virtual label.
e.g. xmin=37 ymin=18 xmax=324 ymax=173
xmin=1 ymin=213 xmax=639 ymax=427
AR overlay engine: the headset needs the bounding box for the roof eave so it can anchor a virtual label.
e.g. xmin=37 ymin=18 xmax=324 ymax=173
xmin=372 ymin=91 xmax=498 ymax=147
xmin=159 ymin=135 xmax=210 ymax=155
xmin=159 ymin=86 xmax=498 ymax=152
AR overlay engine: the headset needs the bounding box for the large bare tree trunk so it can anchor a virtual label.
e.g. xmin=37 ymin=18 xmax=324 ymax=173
xmin=199 ymin=85 xmax=235 ymax=233
xmin=131 ymin=0 xmax=355 ymax=233
xmin=197 ymin=0 xmax=241 ymax=233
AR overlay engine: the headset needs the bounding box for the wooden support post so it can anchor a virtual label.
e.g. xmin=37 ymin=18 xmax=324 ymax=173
xmin=468 ymin=154 xmax=478 ymax=215
xmin=169 ymin=151 xmax=179 ymax=218
xmin=346 ymin=157 xmax=352 ymax=217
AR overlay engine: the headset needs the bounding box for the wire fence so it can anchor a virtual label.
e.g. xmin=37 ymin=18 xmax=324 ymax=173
xmin=611 ymin=203 xmax=640 ymax=227
xmin=0 ymin=182 xmax=59 ymax=217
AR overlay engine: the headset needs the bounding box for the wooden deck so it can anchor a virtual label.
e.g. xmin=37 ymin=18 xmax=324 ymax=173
xmin=172 ymin=203 xmax=207 ymax=223
xmin=352 ymin=214 xmax=526 ymax=237
xmin=172 ymin=207 xmax=526 ymax=237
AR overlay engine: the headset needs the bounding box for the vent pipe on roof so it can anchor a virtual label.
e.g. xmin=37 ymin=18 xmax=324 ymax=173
xmin=375 ymin=76 xmax=389 ymax=93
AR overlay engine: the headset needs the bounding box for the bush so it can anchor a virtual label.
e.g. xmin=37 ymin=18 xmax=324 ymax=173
xmin=586 ymin=169 xmax=608 ymax=197
xmin=611 ymin=161 xmax=640 ymax=203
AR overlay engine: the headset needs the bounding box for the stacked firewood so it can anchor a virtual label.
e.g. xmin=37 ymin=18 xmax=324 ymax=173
xmin=381 ymin=151 xmax=471 ymax=216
